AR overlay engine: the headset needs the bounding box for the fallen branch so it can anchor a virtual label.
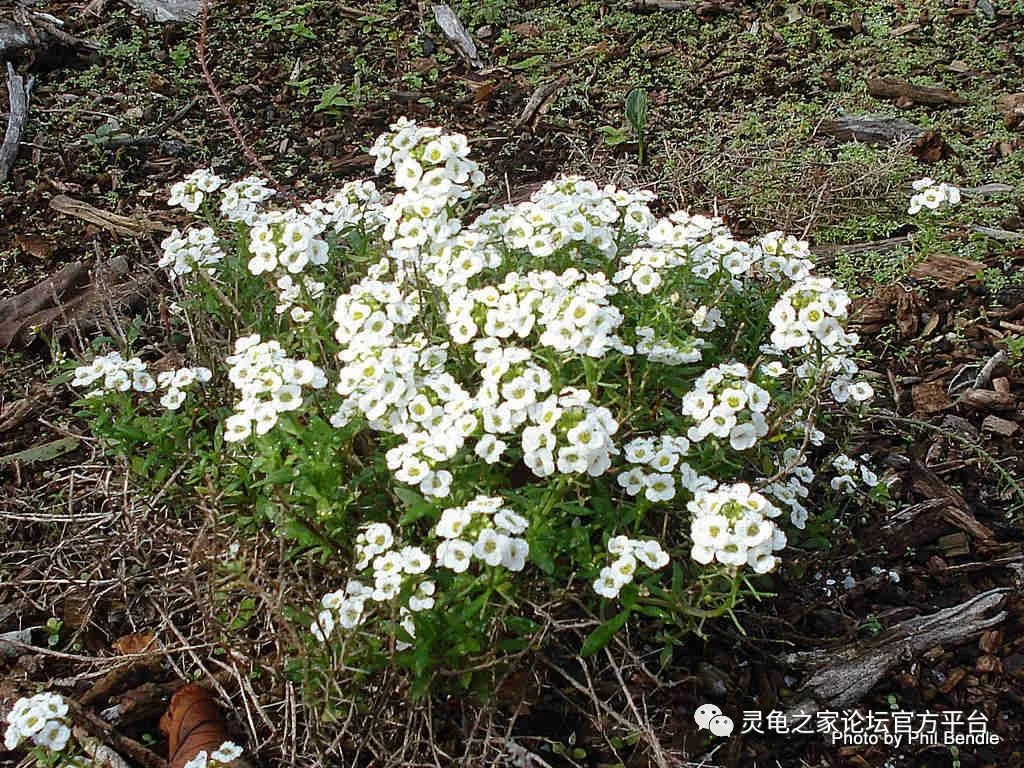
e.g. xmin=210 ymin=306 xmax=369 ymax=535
xmin=818 ymin=114 xmax=923 ymax=146
xmin=0 ymin=12 xmax=99 ymax=56
xmin=0 ymin=23 xmax=40 ymax=57
xmin=49 ymin=194 xmax=170 ymax=237
xmin=630 ymin=0 xmax=741 ymax=13
xmin=867 ymin=76 xmax=967 ymax=107
xmin=785 ymin=588 xmax=1010 ymax=716
xmin=514 ymin=74 xmax=570 ymax=131
xmin=1 ymin=63 xmax=34 ymax=183
xmin=972 ymin=225 xmax=1024 ymax=242
xmin=631 ymin=0 xmax=689 ymax=9
xmin=432 ymin=5 xmax=484 ymax=71
xmin=124 ymin=0 xmax=201 ymax=23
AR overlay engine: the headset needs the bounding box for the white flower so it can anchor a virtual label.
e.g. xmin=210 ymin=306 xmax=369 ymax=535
xmin=593 ymin=567 xmax=622 ymax=598
xmin=634 ymin=540 xmax=670 ymax=570
xmin=211 ymin=741 xmax=244 ymax=763
xmin=475 ymin=434 xmax=508 ymax=464
xmin=420 ymin=469 xmax=453 ymax=497
xmin=362 ymin=523 xmax=394 ymax=553
xmin=311 ymin=609 xmax=335 ymax=642
xmin=502 ymin=538 xmax=529 ymax=572
xmin=408 ymin=581 xmax=436 ymax=611
xmin=729 ymin=422 xmax=758 ymax=451
xmin=337 ymin=598 xmax=365 ymax=629
xmin=643 ymin=473 xmax=676 ymax=502
xmin=691 ymin=514 xmax=730 ymax=549
xmin=474 ymin=528 xmax=509 ymax=567
xmin=400 ymin=546 xmax=431 ymax=573
xmin=437 ymin=539 xmax=474 ymax=572
xmin=494 ymin=508 xmax=529 ymax=535
xmin=850 ymin=381 xmax=874 ymax=402
xmin=436 ymin=507 xmax=472 ymax=539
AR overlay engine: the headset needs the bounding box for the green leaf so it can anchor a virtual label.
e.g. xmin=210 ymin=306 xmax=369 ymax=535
xmin=581 ymin=607 xmax=631 ymax=657
xmin=393 ymin=486 xmax=423 ymax=506
xmin=529 ymin=539 xmax=555 ymax=575
xmin=399 ymin=501 xmax=436 ymax=525
xmin=0 ymin=437 xmax=80 ymax=466
xmin=597 ymin=125 xmax=630 ymax=146
xmin=507 ymin=54 xmax=545 ymax=70
xmin=625 ymin=88 xmax=648 ymax=135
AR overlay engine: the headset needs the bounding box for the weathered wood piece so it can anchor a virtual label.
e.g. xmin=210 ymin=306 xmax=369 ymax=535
xmin=0 ymin=23 xmax=39 ymax=56
xmin=0 ymin=63 xmax=34 ymax=183
xmin=432 ymin=5 xmax=484 ymax=70
xmin=785 ymin=588 xmax=1010 ymax=716
xmin=49 ymin=194 xmax=170 ymax=237
xmin=124 ymin=0 xmax=200 ymax=23
xmin=819 ymin=115 xmax=923 ymax=145
xmin=867 ymin=76 xmax=967 ymax=107
xmin=515 ymin=74 xmax=570 ymax=130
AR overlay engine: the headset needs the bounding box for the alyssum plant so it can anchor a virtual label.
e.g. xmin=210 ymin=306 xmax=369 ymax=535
xmin=72 ymin=118 xmax=878 ymax=692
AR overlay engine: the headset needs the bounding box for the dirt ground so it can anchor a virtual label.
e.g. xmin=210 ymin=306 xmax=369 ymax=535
xmin=2 ymin=1 xmax=1024 ymax=767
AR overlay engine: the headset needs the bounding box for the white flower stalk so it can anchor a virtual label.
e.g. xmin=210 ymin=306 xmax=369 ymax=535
xmin=71 ymin=351 xmax=152 ymax=397
xmin=168 ymin=168 xmax=224 ymax=212
xmin=4 ymin=693 xmax=72 ymax=753
xmin=592 ymin=536 xmax=670 ymax=599
xmin=680 ymin=363 xmax=772 ymax=450
xmin=159 ymin=226 xmax=225 ymax=278
xmin=223 ymin=335 xmax=327 ymax=442
xmin=688 ymin=483 xmax=787 ymax=573
xmin=141 ymin=118 xmax=882 ymax=658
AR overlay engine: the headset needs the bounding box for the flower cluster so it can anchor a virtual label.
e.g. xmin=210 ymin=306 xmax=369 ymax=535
xmin=617 ymin=434 xmax=692 ymax=502
xmin=182 ymin=741 xmax=244 ymax=768
xmin=434 ymin=495 xmax=529 ymax=573
xmin=223 ymin=335 xmax=327 ymax=442
xmin=313 ymin=499 xmax=528 ymax=650
xmin=635 ymin=326 xmax=704 ymax=365
xmin=908 ymin=177 xmax=961 ymax=215
xmin=762 ymin=447 xmax=816 ymax=529
xmin=159 ymin=227 xmax=225 ymax=278
xmin=481 ymin=177 xmax=654 ymax=265
xmin=768 ymin=276 xmax=854 ymax=352
xmin=518 ymin=388 xmax=619 ymax=479
xmin=370 ymin=117 xmax=484 ymax=276
xmin=156 ymin=365 xmax=212 ymax=411
xmin=72 ymin=352 xmax=155 ymax=397
xmin=592 ymin=535 xmax=670 ymax=599
xmin=755 ymin=231 xmax=814 ymax=283
xmin=318 ymin=179 xmax=387 ymax=234
xmin=220 ymin=176 xmax=275 ymax=224
xmin=4 ymin=693 xmax=72 ymax=753
xmin=688 ymin=483 xmax=787 ymax=573
xmin=446 ymin=269 xmax=630 ymax=358
xmin=312 ymin=578 xmax=373 ymax=643
xmin=831 ymin=453 xmax=880 ymax=492
xmin=246 ymin=208 xmax=329 ymax=278
xmin=168 ymin=168 xmax=224 ymax=212
xmin=681 ymin=363 xmax=771 ymax=451
xmin=274 ymin=274 xmax=325 ymax=323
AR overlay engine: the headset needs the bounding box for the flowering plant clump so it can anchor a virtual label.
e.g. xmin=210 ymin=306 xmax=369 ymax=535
xmin=907 ymin=177 xmax=961 ymax=215
xmin=71 ymin=117 xmax=881 ymax=691
xmin=5 ymin=693 xmax=74 ymax=764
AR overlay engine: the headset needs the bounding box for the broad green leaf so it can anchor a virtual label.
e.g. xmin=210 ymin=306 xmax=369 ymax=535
xmin=581 ymin=607 xmax=630 ymax=657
